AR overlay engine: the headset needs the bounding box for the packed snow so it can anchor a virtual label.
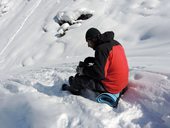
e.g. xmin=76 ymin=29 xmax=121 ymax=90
xmin=0 ymin=0 xmax=170 ymax=128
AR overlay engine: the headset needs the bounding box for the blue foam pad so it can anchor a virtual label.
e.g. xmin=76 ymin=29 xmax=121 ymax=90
xmin=96 ymin=93 xmax=120 ymax=107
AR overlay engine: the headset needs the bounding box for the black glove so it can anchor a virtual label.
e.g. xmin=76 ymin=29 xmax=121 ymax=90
xmin=84 ymin=57 xmax=95 ymax=65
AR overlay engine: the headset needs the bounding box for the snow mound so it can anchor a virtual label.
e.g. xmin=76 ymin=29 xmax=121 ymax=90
xmin=127 ymin=69 xmax=170 ymax=127
xmin=56 ymin=8 xmax=94 ymax=25
xmin=0 ymin=0 xmax=13 ymax=16
xmin=54 ymin=8 xmax=94 ymax=37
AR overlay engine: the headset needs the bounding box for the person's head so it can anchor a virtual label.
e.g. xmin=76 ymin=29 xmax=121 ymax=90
xmin=85 ymin=28 xmax=101 ymax=49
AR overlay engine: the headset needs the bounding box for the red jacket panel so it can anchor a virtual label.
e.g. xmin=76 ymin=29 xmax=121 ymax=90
xmin=102 ymin=45 xmax=129 ymax=93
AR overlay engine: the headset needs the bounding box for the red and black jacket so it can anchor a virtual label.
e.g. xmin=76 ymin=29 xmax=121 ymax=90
xmin=83 ymin=31 xmax=129 ymax=94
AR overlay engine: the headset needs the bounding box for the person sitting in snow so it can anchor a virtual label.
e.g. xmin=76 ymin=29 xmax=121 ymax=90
xmin=62 ymin=28 xmax=129 ymax=107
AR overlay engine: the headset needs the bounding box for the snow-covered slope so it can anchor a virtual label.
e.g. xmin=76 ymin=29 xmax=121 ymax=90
xmin=0 ymin=0 xmax=170 ymax=128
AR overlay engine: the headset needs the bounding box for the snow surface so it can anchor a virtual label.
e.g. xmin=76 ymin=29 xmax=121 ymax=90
xmin=0 ymin=0 xmax=170 ymax=128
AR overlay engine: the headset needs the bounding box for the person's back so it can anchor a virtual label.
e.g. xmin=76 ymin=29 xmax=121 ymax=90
xmin=100 ymin=42 xmax=129 ymax=94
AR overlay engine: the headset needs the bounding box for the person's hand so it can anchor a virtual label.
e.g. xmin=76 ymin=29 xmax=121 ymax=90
xmin=76 ymin=66 xmax=84 ymax=75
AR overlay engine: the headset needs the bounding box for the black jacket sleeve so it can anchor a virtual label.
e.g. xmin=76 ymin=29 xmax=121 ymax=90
xmin=83 ymin=46 xmax=108 ymax=81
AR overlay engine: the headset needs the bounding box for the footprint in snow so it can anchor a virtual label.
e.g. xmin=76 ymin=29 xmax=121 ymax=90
xmin=134 ymin=73 xmax=143 ymax=80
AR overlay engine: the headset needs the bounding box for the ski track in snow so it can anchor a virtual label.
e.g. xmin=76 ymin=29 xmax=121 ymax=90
xmin=0 ymin=63 xmax=170 ymax=128
xmin=0 ymin=0 xmax=42 ymax=57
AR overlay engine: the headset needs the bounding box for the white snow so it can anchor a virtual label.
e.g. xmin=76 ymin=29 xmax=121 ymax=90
xmin=0 ymin=0 xmax=170 ymax=128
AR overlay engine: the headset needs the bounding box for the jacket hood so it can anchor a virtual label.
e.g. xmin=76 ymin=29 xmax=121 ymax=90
xmin=98 ymin=31 xmax=114 ymax=43
xmin=93 ymin=31 xmax=115 ymax=49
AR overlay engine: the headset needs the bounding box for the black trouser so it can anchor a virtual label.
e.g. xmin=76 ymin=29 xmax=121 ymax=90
xmin=69 ymin=74 xmax=106 ymax=93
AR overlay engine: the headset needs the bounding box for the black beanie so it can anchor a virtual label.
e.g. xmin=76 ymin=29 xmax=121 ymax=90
xmin=85 ymin=28 xmax=101 ymax=40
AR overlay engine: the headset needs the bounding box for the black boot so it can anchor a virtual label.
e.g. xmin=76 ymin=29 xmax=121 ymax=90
xmin=62 ymin=84 xmax=81 ymax=95
xmin=62 ymin=84 xmax=70 ymax=91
